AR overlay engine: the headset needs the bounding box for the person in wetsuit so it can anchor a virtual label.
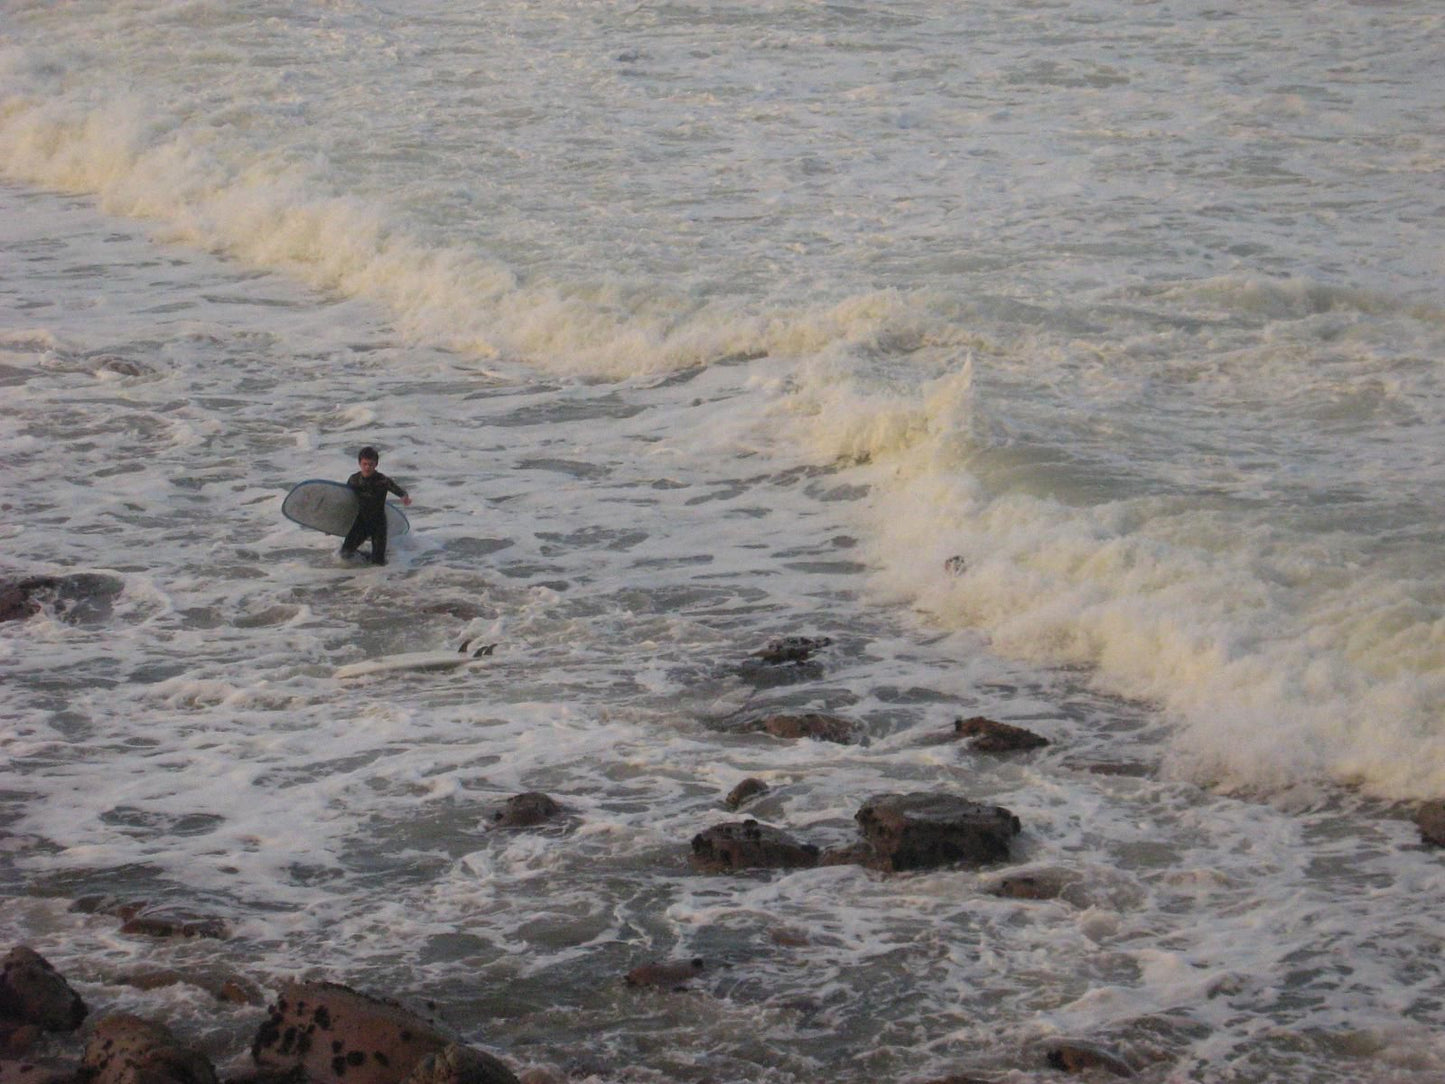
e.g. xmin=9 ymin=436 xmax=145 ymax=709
xmin=340 ymin=446 xmax=412 ymax=565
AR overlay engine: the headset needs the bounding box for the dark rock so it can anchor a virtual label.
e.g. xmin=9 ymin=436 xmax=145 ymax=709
xmin=488 ymin=793 xmax=562 ymax=829
xmin=0 ymin=574 xmax=122 ymax=625
xmin=69 ymin=897 xmax=147 ymax=922
xmin=624 ymin=959 xmax=705 ymax=990
xmin=751 ymin=713 xmax=861 ymax=745
xmin=119 ymin=913 xmax=229 ymax=940
xmin=0 ymin=581 xmax=46 ymax=623
xmin=954 ymin=716 xmax=1049 ymax=752
xmin=0 ymin=947 xmax=87 ymax=1032
xmin=854 ymin=793 xmax=1020 ymax=872
xmin=752 ymin=637 xmax=831 ymax=665
xmin=82 ymin=1014 xmax=217 ymax=1084
xmin=690 ymin=820 xmax=820 ymax=873
xmin=1417 ymin=799 xmax=1445 ymax=847
xmin=0 ymin=1059 xmax=78 ymax=1084
xmin=117 ymin=968 xmax=263 ymax=1006
xmin=942 ymin=555 xmax=968 ymax=576
xmin=2 ymin=1022 xmax=43 ymax=1055
xmin=1045 ymin=1039 xmax=1134 ymax=1077
xmin=723 ymin=778 xmax=769 ymax=811
xmin=401 ymin=1044 xmax=520 ymax=1084
xmin=987 ymin=870 xmax=1079 ymax=903
xmin=251 ymin=981 xmax=452 ymax=1084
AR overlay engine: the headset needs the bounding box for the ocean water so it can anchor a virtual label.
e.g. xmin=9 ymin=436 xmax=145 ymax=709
xmin=3 ymin=1 xmax=1444 ymax=1080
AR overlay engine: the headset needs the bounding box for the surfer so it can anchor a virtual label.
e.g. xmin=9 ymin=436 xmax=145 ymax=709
xmin=340 ymin=447 xmax=412 ymax=565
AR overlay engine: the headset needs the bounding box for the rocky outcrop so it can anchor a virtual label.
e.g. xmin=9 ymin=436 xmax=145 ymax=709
xmin=953 ymin=716 xmax=1049 ymax=752
xmin=251 ymin=981 xmax=453 ymax=1084
xmin=1045 ymin=1039 xmax=1134 ymax=1077
xmin=1416 ymin=799 xmax=1445 ymax=847
xmin=690 ymin=821 xmax=820 ymax=873
xmin=854 ymin=793 xmax=1020 ymax=872
xmin=0 ymin=947 xmax=87 ymax=1032
xmin=81 ymin=1014 xmax=217 ymax=1084
xmin=749 ymin=713 xmax=862 ymax=745
xmin=487 ymin=793 xmax=563 ymax=829
xmin=751 ymin=637 xmax=831 ymax=665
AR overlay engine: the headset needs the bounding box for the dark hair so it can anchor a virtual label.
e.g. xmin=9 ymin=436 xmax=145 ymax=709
xmin=358 ymin=446 xmax=380 ymax=463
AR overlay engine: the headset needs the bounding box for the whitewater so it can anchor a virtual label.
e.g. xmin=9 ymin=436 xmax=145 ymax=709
xmin=3 ymin=1 xmax=1444 ymax=1081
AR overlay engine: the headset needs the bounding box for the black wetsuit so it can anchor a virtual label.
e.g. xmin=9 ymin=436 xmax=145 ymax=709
xmin=340 ymin=469 xmax=408 ymax=564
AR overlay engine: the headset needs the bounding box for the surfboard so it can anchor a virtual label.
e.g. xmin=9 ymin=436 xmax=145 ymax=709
xmin=282 ymin=479 xmax=410 ymax=538
xmin=334 ymin=641 xmax=496 ymax=679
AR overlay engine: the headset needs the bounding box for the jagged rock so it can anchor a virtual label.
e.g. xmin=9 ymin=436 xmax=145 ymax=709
xmin=751 ymin=713 xmax=861 ymax=745
xmin=1417 ymin=800 xmax=1445 ymax=847
xmin=251 ymin=981 xmax=452 ymax=1084
xmin=401 ymin=1043 xmax=520 ymax=1084
xmin=82 ymin=1014 xmax=217 ymax=1084
xmin=624 ymin=959 xmax=705 ymax=989
xmin=0 ymin=947 xmax=87 ymax=1032
xmin=954 ymin=716 xmax=1049 ymax=752
xmin=723 ymin=778 xmax=769 ymax=810
xmin=854 ymin=793 xmax=1020 ymax=872
xmin=488 ymin=793 xmax=562 ymax=829
xmin=752 ymin=637 xmax=831 ymax=665
xmin=690 ymin=820 xmax=820 ymax=873
xmin=1045 ymin=1039 xmax=1134 ymax=1077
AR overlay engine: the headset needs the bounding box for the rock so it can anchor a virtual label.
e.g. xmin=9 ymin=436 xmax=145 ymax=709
xmin=251 ymin=981 xmax=452 ymax=1084
xmin=942 ymin=555 xmax=968 ymax=576
xmin=0 ymin=1060 xmax=78 ymax=1084
xmin=751 ymin=713 xmax=861 ymax=745
xmin=752 ymin=637 xmax=831 ymax=665
xmin=119 ymin=913 xmax=229 ymax=940
xmin=118 ymin=968 xmax=264 ymax=1006
xmin=0 ymin=947 xmax=87 ymax=1032
xmin=624 ymin=959 xmax=705 ymax=990
xmin=0 ymin=581 xmax=45 ymax=623
xmin=723 ymin=778 xmax=769 ymax=810
xmin=2 ymin=1022 xmax=43 ymax=1055
xmin=1416 ymin=800 xmax=1445 ymax=847
xmin=986 ymin=869 xmax=1082 ymax=904
xmin=0 ymin=574 xmax=122 ymax=625
xmin=690 ymin=820 xmax=820 ymax=873
xmin=854 ymin=793 xmax=1020 ymax=872
xmin=954 ymin=716 xmax=1049 ymax=752
xmin=1045 ymin=1039 xmax=1134 ymax=1077
xmin=82 ymin=1014 xmax=217 ymax=1084
xmin=487 ymin=793 xmax=562 ymax=829
xmin=401 ymin=1044 xmax=520 ymax=1084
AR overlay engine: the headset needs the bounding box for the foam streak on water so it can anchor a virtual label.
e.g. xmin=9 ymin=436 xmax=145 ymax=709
xmin=3 ymin=1 xmax=1445 ymax=1081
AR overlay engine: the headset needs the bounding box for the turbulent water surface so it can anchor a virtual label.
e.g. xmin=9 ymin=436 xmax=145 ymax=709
xmin=3 ymin=1 xmax=1444 ymax=1081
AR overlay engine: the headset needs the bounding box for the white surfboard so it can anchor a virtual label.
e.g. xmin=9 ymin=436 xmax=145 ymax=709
xmin=334 ymin=641 xmax=496 ymax=679
xmin=283 ymin=479 xmax=410 ymax=538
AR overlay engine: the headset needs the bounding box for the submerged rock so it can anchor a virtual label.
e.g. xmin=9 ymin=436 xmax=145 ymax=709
xmin=488 ymin=792 xmax=563 ymax=829
xmin=1045 ymin=1039 xmax=1135 ymax=1077
xmin=1416 ymin=799 xmax=1445 ymax=847
xmin=751 ymin=636 xmax=832 ymax=665
xmin=691 ymin=820 xmax=820 ymax=873
xmin=723 ymin=778 xmax=769 ymax=811
xmin=854 ymin=793 xmax=1020 ymax=872
xmin=402 ymin=1044 xmax=520 ymax=1084
xmin=0 ymin=947 xmax=87 ymax=1032
xmin=954 ymin=716 xmax=1049 ymax=752
xmin=750 ymin=712 xmax=862 ymax=745
xmin=624 ymin=958 xmax=705 ymax=990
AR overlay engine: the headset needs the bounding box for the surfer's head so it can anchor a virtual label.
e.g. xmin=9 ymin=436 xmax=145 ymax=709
xmin=358 ymin=446 xmax=379 ymax=475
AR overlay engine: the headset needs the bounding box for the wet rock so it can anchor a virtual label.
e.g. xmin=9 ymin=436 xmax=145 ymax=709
xmin=0 ymin=947 xmax=87 ymax=1032
xmin=68 ymin=897 xmax=147 ymax=922
xmin=751 ymin=713 xmax=861 ymax=745
xmin=0 ymin=574 xmax=122 ymax=625
xmin=942 ymin=555 xmax=968 ymax=576
xmin=854 ymin=793 xmax=1020 ymax=872
xmin=119 ymin=912 xmax=229 ymax=941
xmin=1 ymin=1022 xmax=43 ymax=1055
xmin=954 ymin=716 xmax=1049 ymax=752
xmin=401 ymin=1043 xmax=520 ymax=1084
xmin=0 ymin=1060 xmax=78 ymax=1084
xmin=751 ymin=636 xmax=831 ymax=665
xmin=1416 ymin=799 xmax=1445 ymax=847
xmin=919 ymin=1075 xmax=994 ymax=1084
xmin=624 ymin=959 xmax=705 ymax=990
xmin=723 ymin=778 xmax=769 ymax=811
xmin=1068 ymin=761 xmax=1152 ymax=778
xmin=118 ymin=968 xmax=263 ymax=1006
xmin=251 ymin=981 xmax=452 ymax=1084
xmin=82 ymin=1014 xmax=217 ymax=1084
xmin=0 ymin=580 xmax=46 ymax=623
xmin=1045 ymin=1039 xmax=1134 ymax=1077
xmin=487 ymin=793 xmax=562 ymax=829
xmin=986 ymin=869 xmax=1084 ymax=904
xmin=690 ymin=820 xmax=820 ymax=873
